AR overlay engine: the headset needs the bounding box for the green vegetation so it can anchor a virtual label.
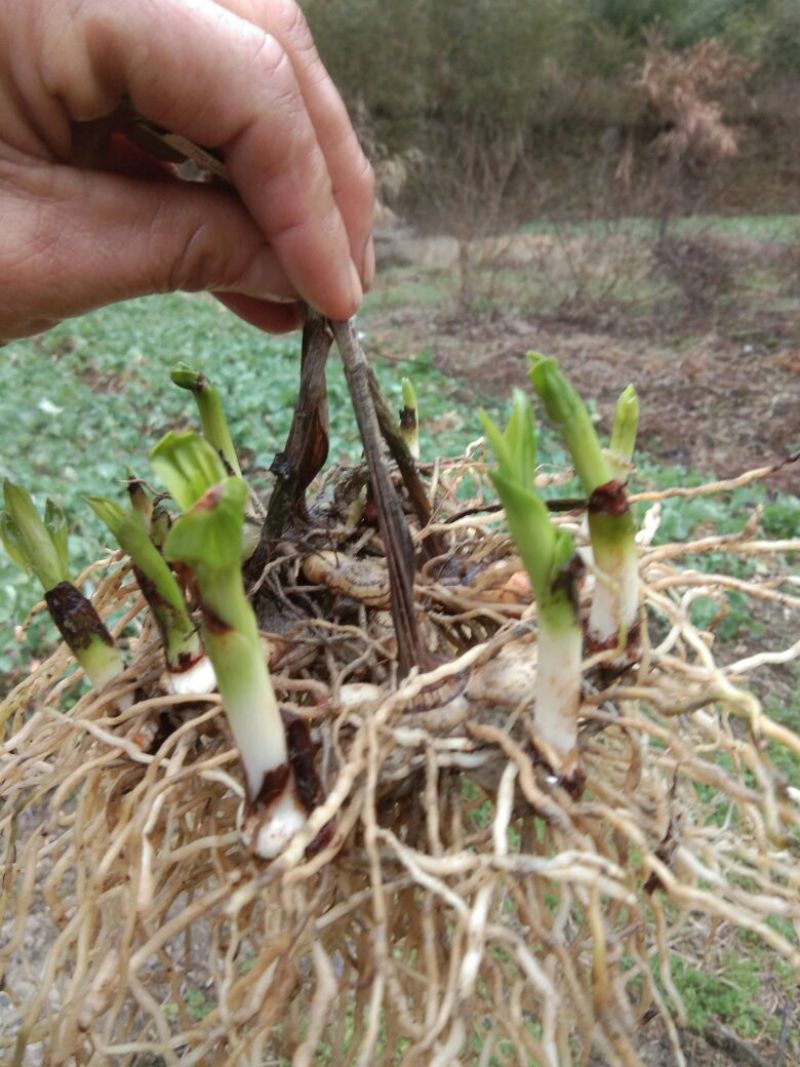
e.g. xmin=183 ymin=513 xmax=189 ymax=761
xmin=85 ymin=494 xmax=210 ymax=691
xmin=1 ymin=481 xmax=126 ymax=694
xmin=156 ymin=433 xmax=308 ymax=859
xmin=530 ymin=356 xmax=639 ymax=656
xmin=670 ymin=945 xmax=797 ymax=1043
xmin=0 ymin=295 xmax=512 ymax=685
xmin=170 ymin=362 xmax=243 ymax=477
xmin=1 ymin=294 xmax=796 ymax=1067
xmin=162 ymin=985 xmax=215 ymax=1023
xmin=305 ymin=0 xmax=800 ymax=131
xmin=673 ymin=953 xmax=764 ymax=1035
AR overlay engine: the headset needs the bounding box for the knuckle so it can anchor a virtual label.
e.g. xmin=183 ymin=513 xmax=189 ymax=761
xmin=270 ymin=0 xmax=329 ymax=88
xmin=333 ymin=147 xmax=375 ymax=210
xmin=247 ymin=32 xmax=307 ymax=125
xmin=268 ymin=0 xmax=314 ymax=54
xmin=249 ymin=29 xmax=289 ymax=82
xmin=279 ymin=0 xmax=312 ymax=46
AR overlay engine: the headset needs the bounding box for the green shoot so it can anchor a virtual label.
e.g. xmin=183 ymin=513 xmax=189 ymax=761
xmin=608 ymin=384 xmax=639 ymax=480
xmin=528 ymin=355 xmax=640 ymax=659
xmin=44 ymin=499 xmax=70 ymax=580
xmin=87 ymin=496 xmax=213 ymax=694
xmin=528 ymin=353 xmax=612 ymax=493
xmin=171 ymin=362 xmax=242 ymax=477
xmin=1 ymin=481 xmax=125 ymax=693
xmin=480 ymin=391 xmax=584 ymax=782
xmin=1 ymin=481 xmax=68 ymax=592
xmin=399 ymin=376 xmax=420 ymax=460
xmin=149 ymin=500 xmax=172 ymax=550
xmin=150 ymin=431 xmax=228 ymax=512
xmin=126 ymin=473 xmax=154 ymax=526
xmin=155 ymin=443 xmax=307 ymax=858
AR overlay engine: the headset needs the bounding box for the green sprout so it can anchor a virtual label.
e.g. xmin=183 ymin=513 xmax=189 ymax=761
xmin=608 ymin=384 xmax=639 ymax=481
xmin=151 ymin=430 xmax=228 ymax=511
xmin=126 ymin=473 xmax=154 ymax=527
xmin=481 ymin=391 xmax=584 ymax=781
xmin=86 ymin=496 xmax=214 ymax=695
xmin=399 ymin=376 xmax=420 ymax=460
xmin=528 ymin=354 xmax=640 ymax=659
xmin=1 ymin=481 xmax=125 ymax=694
xmin=171 ymin=362 xmax=242 ymax=477
xmin=153 ymin=432 xmax=308 ymax=858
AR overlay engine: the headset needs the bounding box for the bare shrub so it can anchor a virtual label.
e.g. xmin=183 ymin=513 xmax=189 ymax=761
xmin=639 ymin=36 xmax=754 ymax=167
xmin=651 ymin=232 xmax=736 ymax=318
xmin=411 ymin=117 xmax=530 ymax=310
xmin=627 ymin=35 xmax=756 ymax=235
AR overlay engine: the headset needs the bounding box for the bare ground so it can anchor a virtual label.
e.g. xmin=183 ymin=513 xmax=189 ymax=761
xmin=364 ymin=229 xmax=800 ymax=494
xmin=364 ymin=301 xmax=800 ymax=494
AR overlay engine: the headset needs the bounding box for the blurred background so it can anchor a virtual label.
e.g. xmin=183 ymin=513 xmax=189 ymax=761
xmin=299 ymin=0 xmax=800 ymax=487
xmin=305 ymin=0 xmax=800 ymax=227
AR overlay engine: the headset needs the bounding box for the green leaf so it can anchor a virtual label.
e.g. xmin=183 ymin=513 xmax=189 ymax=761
xmin=170 ymin=363 xmax=242 ymax=477
xmin=505 ymin=388 xmax=537 ymax=486
xmin=479 ymin=409 xmax=511 ymax=471
xmin=527 ymin=352 xmax=612 ymax=493
xmin=85 ymin=496 xmax=127 ymax=539
xmin=609 ymin=383 xmax=639 ymax=465
xmin=164 ymin=476 xmax=249 ymax=572
xmin=1 ymin=480 xmax=68 ymax=590
xmin=0 ymin=511 xmax=31 ymax=574
xmin=481 ymin=391 xmax=537 ymax=488
xmin=488 ymin=469 xmax=555 ymax=598
xmin=401 ymin=376 xmax=417 ymax=411
xmin=150 ymin=431 xmax=228 ymax=511
xmin=550 ymin=527 xmax=577 ymax=577
xmin=170 ymin=362 xmax=205 ymax=392
xmin=44 ymin=499 xmax=70 ymax=577
xmin=528 ymin=353 xmax=576 ymax=426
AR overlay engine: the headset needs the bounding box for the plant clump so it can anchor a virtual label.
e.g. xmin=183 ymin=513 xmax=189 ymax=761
xmin=1 ymin=338 xmax=799 ymax=1067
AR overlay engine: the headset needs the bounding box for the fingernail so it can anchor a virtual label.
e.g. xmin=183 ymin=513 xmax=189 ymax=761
xmin=363 ymin=236 xmax=375 ymax=291
xmin=348 ymin=258 xmax=364 ymax=310
xmin=237 ymin=248 xmax=296 ymax=302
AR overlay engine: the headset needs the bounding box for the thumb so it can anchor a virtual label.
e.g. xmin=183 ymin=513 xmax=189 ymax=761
xmin=0 ymin=159 xmax=296 ymax=340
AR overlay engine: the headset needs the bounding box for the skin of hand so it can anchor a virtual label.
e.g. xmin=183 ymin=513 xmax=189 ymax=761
xmin=0 ymin=0 xmax=375 ymax=341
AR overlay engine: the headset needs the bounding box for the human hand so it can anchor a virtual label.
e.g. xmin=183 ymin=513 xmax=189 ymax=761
xmin=0 ymin=0 xmax=374 ymax=341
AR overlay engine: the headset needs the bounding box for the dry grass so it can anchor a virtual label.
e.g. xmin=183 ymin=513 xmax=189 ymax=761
xmin=1 ymin=456 xmax=799 ymax=1066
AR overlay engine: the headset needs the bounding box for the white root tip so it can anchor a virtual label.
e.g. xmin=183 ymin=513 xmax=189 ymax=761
xmin=533 ymin=624 xmax=583 ymax=766
xmin=166 ymin=655 xmax=217 ymax=696
xmin=332 ymin=682 xmax=384 ymax=716
xmin=239 ymin=789 xmax=309 ymax=860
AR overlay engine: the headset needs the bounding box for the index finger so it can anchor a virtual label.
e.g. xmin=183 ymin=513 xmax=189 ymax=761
xmin=213 ymin=0 xmax=375 ymax=286
xmin=43 ymin=0 xmax=365 ymax=318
